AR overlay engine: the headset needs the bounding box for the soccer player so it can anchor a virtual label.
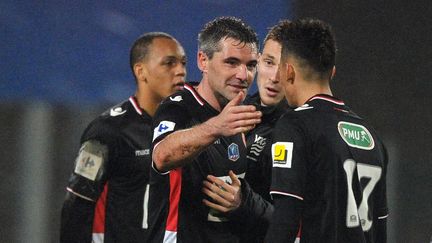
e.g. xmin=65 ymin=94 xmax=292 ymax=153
xmin=266 ymin=18 xmax=389 ymax=242
xmin=244 ymin=20 xmax=289 ymax=203
xmin=147 ymin=16 xmax=262 ymax=243
xmin=240 ymin=19 xmax=291 ymax=243
xmin=60 ymin=32 xmax=186 ymax=243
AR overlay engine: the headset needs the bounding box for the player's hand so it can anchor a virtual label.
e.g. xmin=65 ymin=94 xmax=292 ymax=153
xmin=202 ymin=170 xmax=242 ymax=213
xmin=204 ymin=92 xmax=261 ymax=137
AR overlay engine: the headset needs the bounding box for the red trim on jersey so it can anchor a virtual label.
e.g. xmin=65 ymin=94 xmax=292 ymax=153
xmin=184 ymin=84 xmax=204 ymax=106
xmin=166 ymin=168 xmax=182 ymax=232
xmin=334 ymin=107 xmax=348 ymax=113
xmin=297 ymin=220 xmax=302 ymax=237
xmin=92 ymin=183 xmax=108 ymax=233
xmin=309 ymin=95 xmax=345 ymax=105
xmin=129 ymin=96 xmax=143 ymax=115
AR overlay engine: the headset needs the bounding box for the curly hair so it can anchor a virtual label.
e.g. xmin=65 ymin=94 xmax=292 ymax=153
xmin=280 ymin=18 xmax=336 ymax=78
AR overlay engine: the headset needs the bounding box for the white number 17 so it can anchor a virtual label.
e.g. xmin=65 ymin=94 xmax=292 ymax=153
xmin=343 ymin=159 xmax=382 ymax=231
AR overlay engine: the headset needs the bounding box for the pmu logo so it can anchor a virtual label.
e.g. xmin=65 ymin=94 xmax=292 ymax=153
xmin=338 ymin=121 xmax=375 ymax=150
xmin=227 ymin=143 xmax=240 ymax=162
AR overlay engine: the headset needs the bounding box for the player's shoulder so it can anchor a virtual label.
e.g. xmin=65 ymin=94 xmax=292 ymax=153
xmin=159 ymin=83 xmax=202 ymax=110
xmin=82 ymin=99 xmax=134 ymax=141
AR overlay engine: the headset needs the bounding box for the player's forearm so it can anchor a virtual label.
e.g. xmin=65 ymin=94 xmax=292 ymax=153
xmin=60 ymin=192 xmax=95 ymax=243
xmin=265 ymin=195 xmax=301 ymax=243
xmin=153 ymin=120 xmax=220 ymax=172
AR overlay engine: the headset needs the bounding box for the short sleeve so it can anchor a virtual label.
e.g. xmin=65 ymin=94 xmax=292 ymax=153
xmin=66 ymin=139 xmax=109 ymax=201
xmin=152 ymin=100 xmax=190 ymax=145
xmin=269 ymin=114 xmax=308 ymax=201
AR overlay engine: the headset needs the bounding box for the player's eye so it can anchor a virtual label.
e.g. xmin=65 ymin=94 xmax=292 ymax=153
xmin=247 ymin=62 xmax=257 ymax=71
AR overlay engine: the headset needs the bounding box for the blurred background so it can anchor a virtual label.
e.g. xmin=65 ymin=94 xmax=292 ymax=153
xmin=1 ymin=1 xmax=431 ymax=242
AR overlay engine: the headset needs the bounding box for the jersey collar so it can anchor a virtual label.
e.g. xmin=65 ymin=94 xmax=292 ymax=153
xmin=184 ymin=83 xmax=205 ymax=106
xmin=307 ymin=94 xmax=345 ymax=106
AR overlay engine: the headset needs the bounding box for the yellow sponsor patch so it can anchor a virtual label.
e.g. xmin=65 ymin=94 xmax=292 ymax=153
xmin=272 ymin=142 xmax=293 ymax=168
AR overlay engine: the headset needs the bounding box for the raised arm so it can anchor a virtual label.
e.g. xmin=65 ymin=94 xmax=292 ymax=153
xmin=152 ymin=92 xmax=261 ymax=172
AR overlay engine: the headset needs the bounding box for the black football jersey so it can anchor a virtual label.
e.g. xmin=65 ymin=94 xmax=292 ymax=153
xmin=244 ymin=92 xmax=289 ymax=202
xmin=147 ymin=83 xmax=248 ymax=243
xmin=270 ymin=94 xmax=388 ymax=243
xmin=61 ymin=97 xmax=153 ymax=243
xmin=238 ymin=93 xmax=289 ymax=243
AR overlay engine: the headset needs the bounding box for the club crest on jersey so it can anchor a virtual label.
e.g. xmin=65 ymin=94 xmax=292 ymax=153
xmin=153 ymin=121 xmax=176 ymax=141
xmin=338 ymin=121 xmax=375 ymax=150
xmin=227 ymin=143 xmax=240 ymax=162
xmin=272 ymin=142 xmax=293 ymax=168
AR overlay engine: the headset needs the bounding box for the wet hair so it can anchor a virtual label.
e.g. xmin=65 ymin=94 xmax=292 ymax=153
xmin=280 ymin=18 xmax=336 ymax=78
xmin=263 ymin=19 xmax=292 ymax=45
xmin=129 ymin=32 xmax=176 ymax=74
xmin=198 ymin=16 xmax=259 ymax=59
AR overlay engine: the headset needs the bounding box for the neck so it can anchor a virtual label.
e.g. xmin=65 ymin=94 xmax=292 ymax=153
xmin=196 ymin=79 xmax=222 ymax=111
xmin=134 ymin=88 xmax=161 ymax=117
xmin=296 ymin=80 xmax=332 ymax=106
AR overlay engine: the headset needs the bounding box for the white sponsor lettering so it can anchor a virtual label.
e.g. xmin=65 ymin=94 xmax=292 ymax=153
xmin=135 ymin=149 xmax=150 ymax=156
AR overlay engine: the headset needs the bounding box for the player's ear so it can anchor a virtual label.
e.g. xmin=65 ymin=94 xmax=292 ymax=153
xmin=134 ymin=62 xmax=148 ymax=83
xmin=287 ymin=63 xmax=295 ymax=84
xmin=197 ymin=51 xmax=208 ymax=73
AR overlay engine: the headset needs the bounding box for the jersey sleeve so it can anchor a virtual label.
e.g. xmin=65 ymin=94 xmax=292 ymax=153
xmin=374 ymin=140 xmax=389 ymax=219
xmin=152 ymin=100 xmax=190 ymax=145
xmin=65 ymin=121 xmax=115 ymax=201
xmin=61 ymin=120 xmax=116 ymax=242
xmin=269 ymin=114 xmax=308 ymax=201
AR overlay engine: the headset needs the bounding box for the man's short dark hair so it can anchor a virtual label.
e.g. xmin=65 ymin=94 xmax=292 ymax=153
xmin=129 ymin=32 xmax=176 ymax=74
xmin=264 ymin=19 xmax=292 ymax=45
xmin=280 ymin=18 xmax=336 ymax=78
xmin=198 ymin=16 xmax=259 ymax=59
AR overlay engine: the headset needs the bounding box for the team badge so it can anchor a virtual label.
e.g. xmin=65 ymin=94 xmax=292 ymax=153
xmin=272 ymin=142 xmax=293 ymax=168
xmin=338 ymin=121 xmax=375 ymax=150
xmin=227 ymin=143 xmax=240 ymax=162
xmin=153 ymin=120 xmax=176 ymax=141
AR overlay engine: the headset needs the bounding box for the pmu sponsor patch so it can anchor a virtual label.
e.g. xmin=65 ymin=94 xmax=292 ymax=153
xmin=272 ymin=142 xmax=293 ymax=168
xmin=74 ymin=140 xmax=107 ymax=180
xmin=153 ymin=121 xmax=176 ymax=141
xmin=338 ymin=121 xmax=375 ymax=150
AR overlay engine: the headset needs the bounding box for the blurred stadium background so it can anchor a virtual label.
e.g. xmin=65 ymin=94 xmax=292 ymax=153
xmin=1 ymin=1 xmax=431 ymax=242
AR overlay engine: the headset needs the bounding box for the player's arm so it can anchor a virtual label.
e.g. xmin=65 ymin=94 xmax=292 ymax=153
xmin=153 ymin=92 xmax=261 ymax=172
xmin=202 ymin=172 xmax=273 ymax=223
xmin=374 ymin=142 xmax=389 ymax=242
xmin=60 ymin=192 xmax=95 ymax=243
xmin=60 ymin=139 xmax=110 ymax=243
xmin=265 ymin=113 xmax=306 ymax=242
xmin=265 ymin=195 xmax=302 ymax=243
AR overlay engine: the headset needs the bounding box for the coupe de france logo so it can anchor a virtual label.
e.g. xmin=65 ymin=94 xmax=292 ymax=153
xmin=227 ymin=143 xmax=240 ymax=162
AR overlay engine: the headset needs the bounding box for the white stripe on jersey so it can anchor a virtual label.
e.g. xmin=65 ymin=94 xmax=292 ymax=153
xmin=163 ymin=230 xmax=177 ymax=243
